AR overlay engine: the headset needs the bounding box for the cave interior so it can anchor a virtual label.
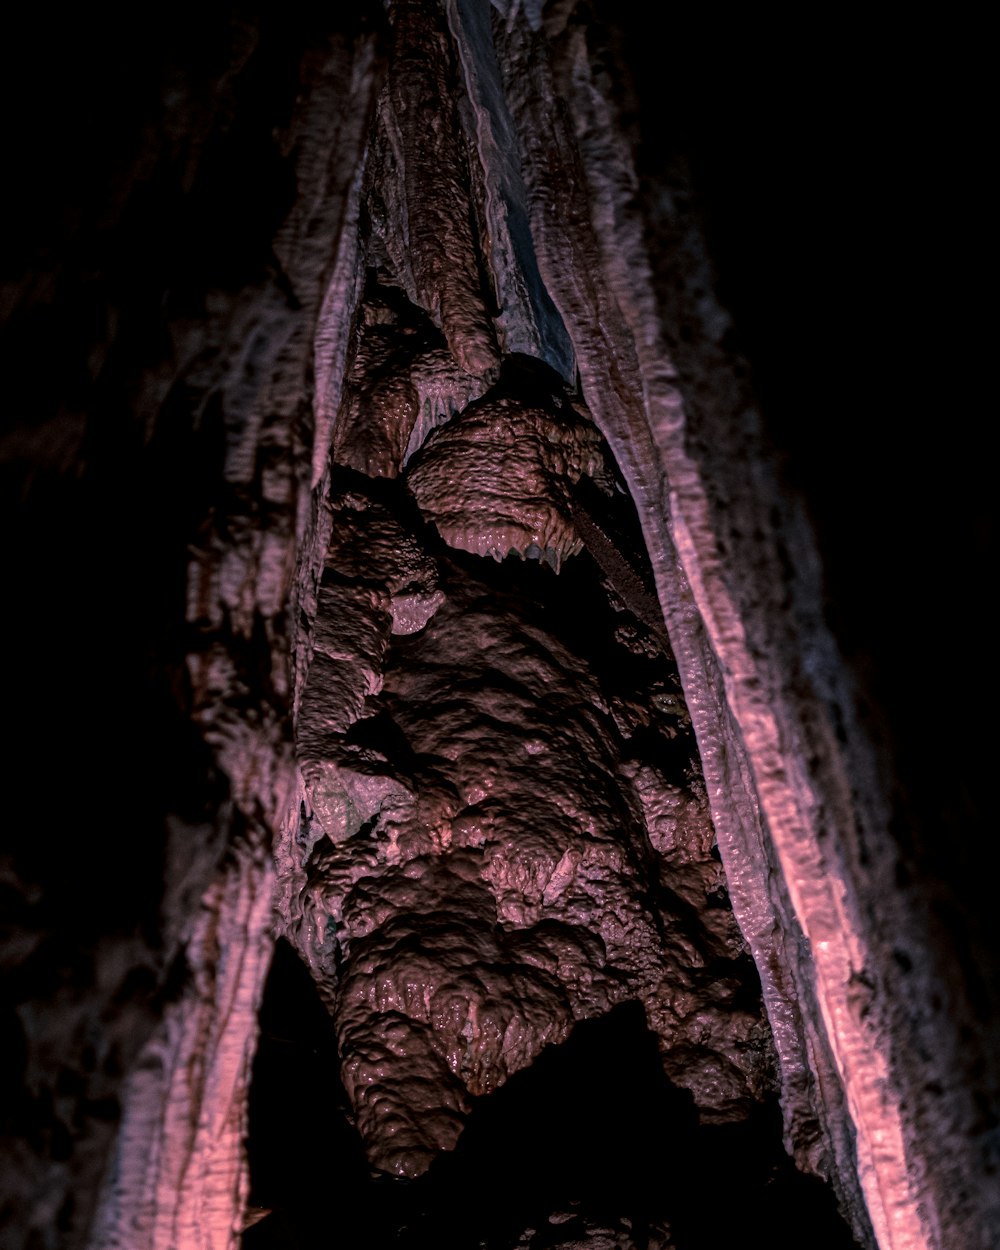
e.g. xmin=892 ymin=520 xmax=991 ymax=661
xmin=0 ymin=4 xmax=994 ymax=1250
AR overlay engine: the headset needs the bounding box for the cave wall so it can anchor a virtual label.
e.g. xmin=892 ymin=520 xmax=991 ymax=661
xmin=2 ymin=8 xmax=384 ymax=1246
xmin=1 ymin=5 xmax=994 ymax=1250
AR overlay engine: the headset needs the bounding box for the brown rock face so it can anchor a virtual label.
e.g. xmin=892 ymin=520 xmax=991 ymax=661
xmin=406 ymin=396 xmax=604 ymax=566
xmin=2 ymin=4 xmax=993 ymax=1250
xmin=278 ymin=0 xmax=781 ymax=1197
xmin=290 ymin=443 xmax=772 ymax=1176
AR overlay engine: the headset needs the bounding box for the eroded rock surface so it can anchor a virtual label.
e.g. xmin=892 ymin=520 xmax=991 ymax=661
xmin=5 ymin=3 xmax=986 ymax=1250
xmin=289 ymin=319 xmax=775 ymax=1178
xmin=294 ymin=523 xmax=774 ymax=1175
xmin=269 ymin=0 xmax=794 ymax=1203
xmin=407 ymin=395 xmax=605 ymax=566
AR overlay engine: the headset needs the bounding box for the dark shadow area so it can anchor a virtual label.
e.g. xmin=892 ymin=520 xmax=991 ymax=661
xmin=245 ymin=946 xmax=860 ymax=1249
xmin=243 ymin=939 xmax=371 ymax=1248
xmin=603 ymin=0 xmax=995 ymax=1011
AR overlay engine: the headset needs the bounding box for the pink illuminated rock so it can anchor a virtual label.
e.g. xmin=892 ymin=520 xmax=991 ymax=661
xmin=406 ymin=396 xmax=605 ymax=565
xmin=88 ymin=848 xmax=276 ymax=1250
xmin=279 ymin=0 xmax=783 ymax=1210
xmin=287 ymin=452 xmax=775 ymax=1175
xmin=378 ymin=0 xmax=499 ymax=378
xmin=331 ymin=294 xmax=496 ymax=479
xmin=10 ymin=4 xmax=978 ymax=1250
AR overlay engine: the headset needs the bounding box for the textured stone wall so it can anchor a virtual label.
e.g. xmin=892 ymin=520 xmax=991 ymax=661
xmin=1 ymin=5 xmax=993 ymax=1250
xmin=2 ymin=9 xmax=385 ymax=1247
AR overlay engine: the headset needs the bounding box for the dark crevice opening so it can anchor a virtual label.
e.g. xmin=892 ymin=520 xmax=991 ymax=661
xmin=245 ymin=942 xmax=860 ymax=1250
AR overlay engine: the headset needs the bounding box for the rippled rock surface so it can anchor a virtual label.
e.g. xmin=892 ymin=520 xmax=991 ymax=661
xmin=4 ymin=3 xmax=989 ymax=1249
xmin=291 ymin=336 xmax=775 ymax=1177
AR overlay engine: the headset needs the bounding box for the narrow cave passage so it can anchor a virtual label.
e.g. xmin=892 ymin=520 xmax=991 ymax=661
xmin=263 ymin=345 xmax=864 ymax=1245
xmin=0 ymin=5 xmax=989 ymax=1249
xmin=249 ymin=4 xmax=877 ymax=1241
xmin=244 ymin=939 xmax=861 ymax=1249
xmin=287 ymin=348 xmax=781 ymax=1167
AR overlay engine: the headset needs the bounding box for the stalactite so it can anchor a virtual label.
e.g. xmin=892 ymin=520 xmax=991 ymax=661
xmin=2 ymin=5 xmax=993 ymax=1250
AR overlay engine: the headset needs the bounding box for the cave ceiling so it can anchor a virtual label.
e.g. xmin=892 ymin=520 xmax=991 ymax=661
xmin=0 ymin=4 xmax=995 ymax=1250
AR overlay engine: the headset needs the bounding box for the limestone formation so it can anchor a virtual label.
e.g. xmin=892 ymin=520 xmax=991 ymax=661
xmin=2 ymin=5 xmax=993 ymax=1250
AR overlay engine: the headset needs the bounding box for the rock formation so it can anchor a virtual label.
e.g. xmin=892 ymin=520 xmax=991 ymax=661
xmin=1 ymin=4 xmax=993 ymax=1250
